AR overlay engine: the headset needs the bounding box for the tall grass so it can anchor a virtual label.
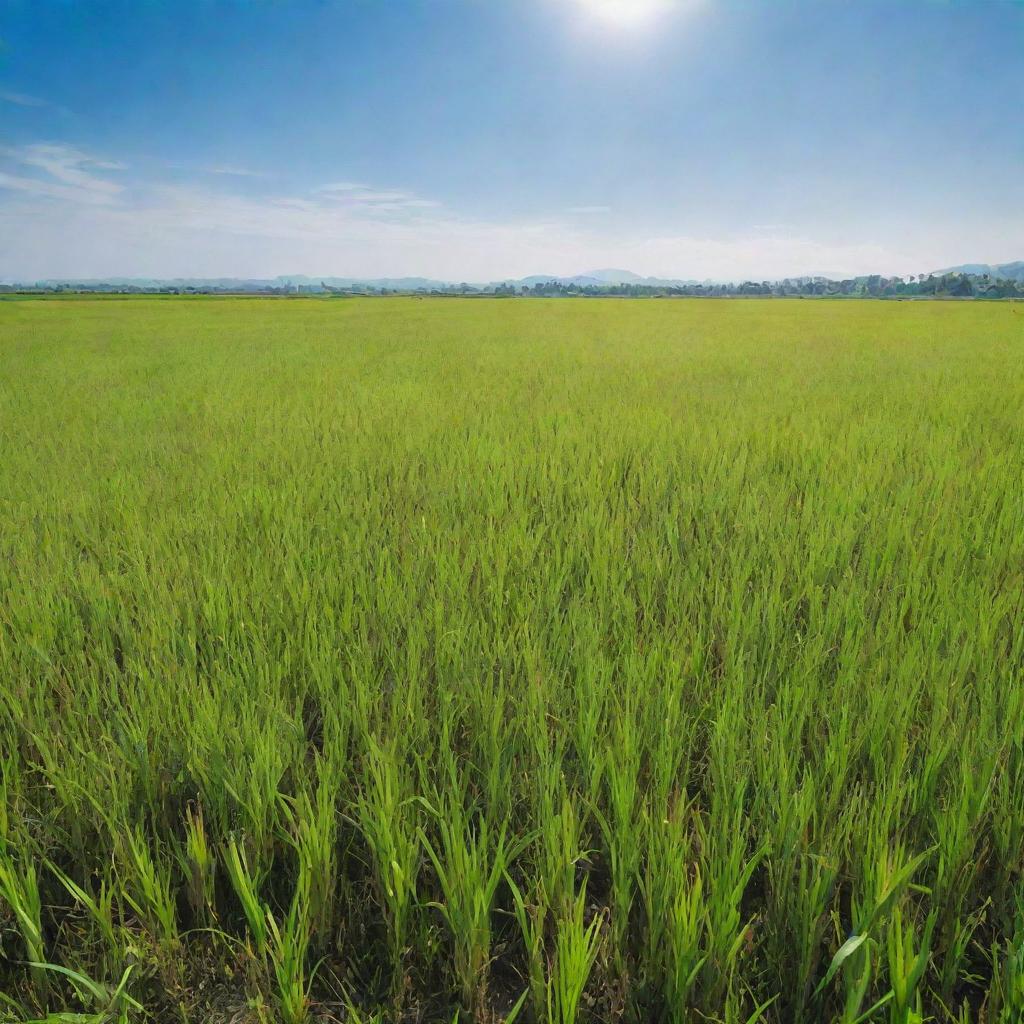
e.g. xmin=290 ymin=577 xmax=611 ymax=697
xmin=0 ymin=295 xmax=1022 ymax=1023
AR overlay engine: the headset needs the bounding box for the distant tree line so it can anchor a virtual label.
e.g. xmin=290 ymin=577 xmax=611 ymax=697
xmin=477 ymin=273 xmax=1023 ymax=299
xmin=3 ymin=271 xmax=1022 ymax=298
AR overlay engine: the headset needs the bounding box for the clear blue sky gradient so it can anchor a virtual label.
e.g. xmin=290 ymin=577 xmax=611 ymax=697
xmin=1 ymin=0 xmax=1022 ymax=280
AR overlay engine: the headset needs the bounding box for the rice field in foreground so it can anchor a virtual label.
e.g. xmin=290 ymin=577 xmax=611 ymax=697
xmin=0 ymin=296 xmax=1022 ymax=1024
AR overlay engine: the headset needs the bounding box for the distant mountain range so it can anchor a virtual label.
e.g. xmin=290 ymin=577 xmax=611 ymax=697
xmin=281 ymin=275 xmax=451 ymax=290
xmin=501 ymin=269 xmax=703 ymax=288
xmin=932 ymin=261 xmax=1024 ymax=282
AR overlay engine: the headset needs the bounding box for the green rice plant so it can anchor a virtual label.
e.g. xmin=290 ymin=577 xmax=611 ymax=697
xmin=665 ymin=856 xmax=706 ymax=1020
xmin=0 ymin=752 xmax=17 ymax=851
xmin=420 ymin=781 xmax=530 ymax=1017
xmin=49 ymin=862 xmax=122 ymax=969
xmin=989 ymin=739 xmax=1024 ymax=925
xmin=545 ymin=885 xmax=603 ymax=1024
xmin=531 ymin=766 xmax=586 ymax=926
xmin=816 ymin=841 xmax=936 ymax=1023
xmin=224 ymin=824 xmax=322 ymax=1022
xmin=637 ymin=802 xmax=706 ymax=1022
xmin=985 ymin=887 xmax=1024 ymax=1024
xmin=507 ymin=873 xmax=549 ymax=1023
xmin=350 ymin=733 xmax=422 ymax=990
xmin=468 ymin=675 xmax=519 ymax=827
xmin=771 ymin=849 xmax=837 ymax=1020
xmin=265 ymin=886 xmax=314 ymax=1024
xmin=885 ymin=907 xmax=935 ymax=1024
xmin=117 ymin=828 xmax=178 ymax=953
xmin=592 ymin=720 xmax=641 ymax=985
xmin=815 ymin=933 xmax=878 ymax=1024
xmin=224 ymin=830 xmax=320 ymax=1024
xmin=721 ymin=992 xmax=779 ymax=1024
xmin=279 ymin=777 xmax=338 ymax=946
xmin=193 ymin=702 xmax=292 ymax=893
xmin=511 ymin=770 xmax=588 ymax=1018
xmin=928 ymin=750 xmax=995 ymax=1004
xmin=20 ymin=962 xmax=142 ymax=1023
xmin=223 ymin=836 xmax=269 ymax=956
xmin=0 ymin=842 xmax=47 ymax=992
xmin=695 ymin=799 xmax=765 ymax=1011
xmin=176 ymin=804 xmax=216 ymax=926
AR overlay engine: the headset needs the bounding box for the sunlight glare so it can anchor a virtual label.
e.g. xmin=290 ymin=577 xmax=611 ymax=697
xmin=575 ymin=0 xmax=674 ymax=30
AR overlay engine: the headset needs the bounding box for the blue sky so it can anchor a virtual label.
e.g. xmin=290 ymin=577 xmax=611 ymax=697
xmin=1 ymin=0 xmax=1022 ymax=281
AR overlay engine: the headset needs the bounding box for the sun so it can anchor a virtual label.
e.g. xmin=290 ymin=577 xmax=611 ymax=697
xmin=574 ymin=0 xmax=673 ymax=29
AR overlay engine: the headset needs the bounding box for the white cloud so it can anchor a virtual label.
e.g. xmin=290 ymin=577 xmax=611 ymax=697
xmin=314 ymin=181 xmax=368 ymax=193
xmin=0 ymin=144 xmax=125 ymax=205
xmin=314 ymin=181 xmax=441 ymax=211
xmin=566 ymin=205 xmax=612 ymax=215
xmin=0 ymin=170 xmax=100 ymax=205
xmin=204 ymin=164 xmax=268 ymax=178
